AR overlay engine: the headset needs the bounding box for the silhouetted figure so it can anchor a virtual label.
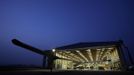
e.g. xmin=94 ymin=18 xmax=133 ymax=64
xmin=90 ymin=66 xmax=94 ymax=70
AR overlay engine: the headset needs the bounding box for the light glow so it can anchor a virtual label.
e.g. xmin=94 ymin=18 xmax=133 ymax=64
xmin=52 ymin=49 xmax=56 ymax=52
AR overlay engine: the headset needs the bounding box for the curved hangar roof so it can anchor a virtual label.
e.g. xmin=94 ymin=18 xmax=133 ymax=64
xmin=55 ymin=40 xmax=123 ymax=50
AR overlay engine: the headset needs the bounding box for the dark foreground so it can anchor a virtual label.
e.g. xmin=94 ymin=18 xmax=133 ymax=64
xmin=0 ymin=69 xmax=134 ymax=75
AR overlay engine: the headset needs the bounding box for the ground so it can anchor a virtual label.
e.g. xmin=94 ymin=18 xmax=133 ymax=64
xmin=0 ymin=69 xmax=134 ymax=75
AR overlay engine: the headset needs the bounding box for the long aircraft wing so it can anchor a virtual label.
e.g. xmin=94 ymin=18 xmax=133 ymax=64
xmin=12 ymin=39 xmax=46 ymax=55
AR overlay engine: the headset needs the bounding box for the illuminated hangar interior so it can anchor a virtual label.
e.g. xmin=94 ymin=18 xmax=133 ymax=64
xmin=12 ymin=39 xmax=126 ymax=71
xmin=52 ymin=47 xmax=121 ymax=70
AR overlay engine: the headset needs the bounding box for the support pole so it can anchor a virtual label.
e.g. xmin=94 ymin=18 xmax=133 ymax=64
xmin=43 ymin=55 xmax=47 ymax=68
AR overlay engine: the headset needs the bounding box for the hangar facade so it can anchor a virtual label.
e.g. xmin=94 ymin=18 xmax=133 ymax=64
xmin=44 ymin=41 xmax=125 ymax=71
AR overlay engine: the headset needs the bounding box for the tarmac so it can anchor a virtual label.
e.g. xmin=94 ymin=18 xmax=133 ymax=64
xmin=0 ymin=69 xmax=134 ymax=75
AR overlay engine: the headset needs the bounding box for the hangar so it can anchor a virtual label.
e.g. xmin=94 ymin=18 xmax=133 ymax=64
xmin=12 ymin=39 xmax=127 ymax=71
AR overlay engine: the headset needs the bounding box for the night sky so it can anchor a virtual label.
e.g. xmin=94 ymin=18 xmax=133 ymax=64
xmin=0 ymin=0 xmax=134 ymax=66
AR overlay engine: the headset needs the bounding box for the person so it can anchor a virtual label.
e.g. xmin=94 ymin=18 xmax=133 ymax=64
xmin=90 ymin=66 xmax=94 ymax=70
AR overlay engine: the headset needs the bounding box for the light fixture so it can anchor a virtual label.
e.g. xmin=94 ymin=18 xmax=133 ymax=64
xmin=86 ymin=49 xmax=91 ymax=52
xmin=97 ymin=49 xmax=101 ymax=50
xmin=108 ymin=47 xmax=113 ymax=50
xmin=52 ymin=49 xmax=56 ymax=52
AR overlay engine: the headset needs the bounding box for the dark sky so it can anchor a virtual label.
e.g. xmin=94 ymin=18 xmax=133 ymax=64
xmin=0 ymin=0 xmax=134 ymax=66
